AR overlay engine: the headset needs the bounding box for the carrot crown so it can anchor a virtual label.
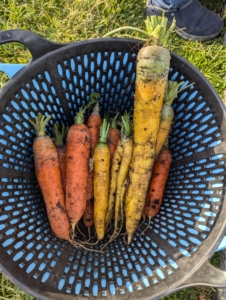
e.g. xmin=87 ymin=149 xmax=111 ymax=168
xmin=164 ymin=81 xmax=185 ymax=106
xmin=99 ymin=119 xmax=110 ymax=144
xmin=110 ymin=111 xmax=120 ymax=129
xmin=29 ymin=114 xmax=51 ymax=137
xmin=121 ymin=112 xmax=132 ymax=138
xmin=52 ymin=123 xmax=68 ymax=147
xmin=74 ymin=94 xmax=100 ymax=125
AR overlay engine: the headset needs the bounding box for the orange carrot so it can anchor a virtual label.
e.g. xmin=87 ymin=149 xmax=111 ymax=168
xmin=29 ymin=114 xmax=71 ymax=242
xmin=87 ymin=95 xmax=102 ymax=152
xmin=107 ymin=113 xmax=120 ymax=160
xmin=82 ymin=95 xmax=102 ymax=231
xmin=52 ymin=123 xmax=68 ymax=193
xmin=65 ymin=101 xmax=95 ymax=236
xmin=144 ymin=147 xmax=172 ymax=223
xmin=82 ymin=158 xmax=94 ymax=230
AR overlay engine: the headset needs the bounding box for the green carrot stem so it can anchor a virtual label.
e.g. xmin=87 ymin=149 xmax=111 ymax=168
xmin=103 ymin=15 xmax=176 ymax=47
xmin=52 ymin=123 xmax=68 ymax=147
xmin=103 ymin=26 xmax=150 ymax=39
xmin=110 ymin=112 xmax=120 ymax=129
xmin=164 ymin=81 xmax=185 ymax=106
xmin=74 ymin=95 xmax=98 ymax=124
xmin=121 ymin=112 xmax=132 ymax=138
xmin=29 ymin=114 xmax=51 ymax=137
xmin=99 ymin=119 xmax=110 ymax=144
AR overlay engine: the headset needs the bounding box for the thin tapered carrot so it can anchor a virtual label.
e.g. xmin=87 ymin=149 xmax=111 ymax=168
xmin=107 ymin=112 xmax=120 ymax=161
xmin=93 ymin=119 xmax=110 ymax=241
xmin=125 ymin=16 xmax=174 ymax=245
xmin=144 ymin=146 xmax=172 ymax=227
xmin=29 ymin=114 xmax=71 ymax=242
xmin=82 ymin=95 xmax=102 ymax=232
xmin=155 ymin=81 xmax=184 ymax=158
xmin=102 ymin=113 xmax=133 ymax=248
xmin=65 ymin=99 xmax=96 ymax=236
xmin=52 ymin=123 xmax=68 ymax=193
xmin=82 ymin=157 xmax=94 ymax=235
xmin=104 ymin=139 xmax=123 ymax=231
xmin=87 ymin=94 xmax=102 ymax=151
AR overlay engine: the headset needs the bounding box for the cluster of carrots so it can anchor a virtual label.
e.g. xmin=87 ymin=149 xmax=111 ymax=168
xmin=29 ymin=15 xmax=187 ymax=249
xmin=30 ymin=78 xmax=182 ymax=250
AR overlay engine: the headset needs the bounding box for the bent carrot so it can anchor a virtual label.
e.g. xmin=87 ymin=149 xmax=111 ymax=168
xmin=144 ymin=146 xmax=172 ymax=224
xmin=93 ymin=119 xmax=110 ymax=241
xmin=52 ymin=123 xmax=68 ymax=193
xmin=107 ymin=113 xmax=120 ymax=161
xmin=65 ymin=102 xmax=94 ymax=235
xmin=29 ymin=114 xmax=71 ymax=242
xmin=125 ymin=16 xmax=172 ymax=245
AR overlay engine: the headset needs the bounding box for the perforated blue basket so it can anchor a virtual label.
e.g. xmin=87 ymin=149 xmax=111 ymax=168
xmin=0 ymin=30 xmax=226 ymax=300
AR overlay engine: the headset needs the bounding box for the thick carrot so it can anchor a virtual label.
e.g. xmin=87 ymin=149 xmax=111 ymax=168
xmin=155 ymin=81 xmax=184 ymax=158
xmin=125 ymin=16 xmax=172 ymax=244
xmin=93 ymin=119 xmax=110 ymax=241
xmin=144 ymin=147 xmax=172 ymax=222
xmin=29 ymin=114 xmax=71 ymax=242
xmin=107 ymin=113 xmax=120 ymax=160
xmin=52 ymin=123 xmax=68 ymax=193
xmin=65 ymin=101 xmax=96 ymax=235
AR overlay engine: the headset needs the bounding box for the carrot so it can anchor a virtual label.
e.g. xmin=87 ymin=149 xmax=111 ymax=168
xmin=82 ymin=157 xmax=94 ymax=234
xmin=29 ymin=114 xmax=71 ymax=242
xmin=103 ymin=113 xmax=133 ymax=248
xmin=82 ymin=95 xmax=102 ymax=233
xmin=124 ymin=16 xmax=174 ymax=245
xmin=107 ymin=112 xmax=120 ymax=160
xmin=155 ymin=81 xmax=184 ymax=158
xmin=65 ymin=100 xmax=96 ymax=236
xmin=52 ymin=123 xmax=68 ymax=193
xmin=87 ymin=93 xmax=102 ymax=152
xmin=104 ymin=139 xmax=123 ymax=231
xmin=144 ymin=146 xmax=172 ymax=225
xmin=93 ymin=119 xmax=110 ymax=241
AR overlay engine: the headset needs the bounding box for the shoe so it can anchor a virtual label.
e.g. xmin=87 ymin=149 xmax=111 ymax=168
xmin=146 ymin=0 xmax=224 ymax=41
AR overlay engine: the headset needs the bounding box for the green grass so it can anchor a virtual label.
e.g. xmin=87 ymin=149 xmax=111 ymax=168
xmin=0 ymin=0 xmax=226 ymax=299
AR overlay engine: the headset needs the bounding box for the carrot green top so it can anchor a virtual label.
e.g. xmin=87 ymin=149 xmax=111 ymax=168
xmin=74 ymin=93 xmax=100 ymax=125
xmin=52 ymin=123 xmax=68 ymax=147
xmin=29 ymin=114 xmax=51 ymax=137
xmin=103 ymin=14 xmax=176 ymax=47
xmin=121 ymin=112 xmax=132 ymax=138
xmin=99 ymin=119 xmax=110 ymax=144
xmin=164 ymin=81 xmax=185 ymax=106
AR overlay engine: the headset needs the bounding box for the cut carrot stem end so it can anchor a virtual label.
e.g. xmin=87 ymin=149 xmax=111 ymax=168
xmin=110 ymin=111 xmax=120 ymax=129
xmin=29 ymin=114 xmax=51 ymax=137
xmin=74 ymin=94 xmax=99 ymax=125
xmin=99 ymin=119 xmax=110 ymax=144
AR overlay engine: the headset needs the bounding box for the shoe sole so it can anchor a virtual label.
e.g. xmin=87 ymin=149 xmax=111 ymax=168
xmin=174 ymin=24 xmax=223 ymax=42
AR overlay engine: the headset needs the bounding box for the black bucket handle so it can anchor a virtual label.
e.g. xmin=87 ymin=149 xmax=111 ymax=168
xmin=0 ymin=29 xmax=68 ymax=62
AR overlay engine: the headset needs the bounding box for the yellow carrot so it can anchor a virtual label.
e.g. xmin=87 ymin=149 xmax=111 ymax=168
xmin=125 ymin=16 xmax=173 ymax=245
xmin=93 ymin=119 xmax=110 ymax=241
xmin=155 ymin=80 xmax=184 ymax=157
